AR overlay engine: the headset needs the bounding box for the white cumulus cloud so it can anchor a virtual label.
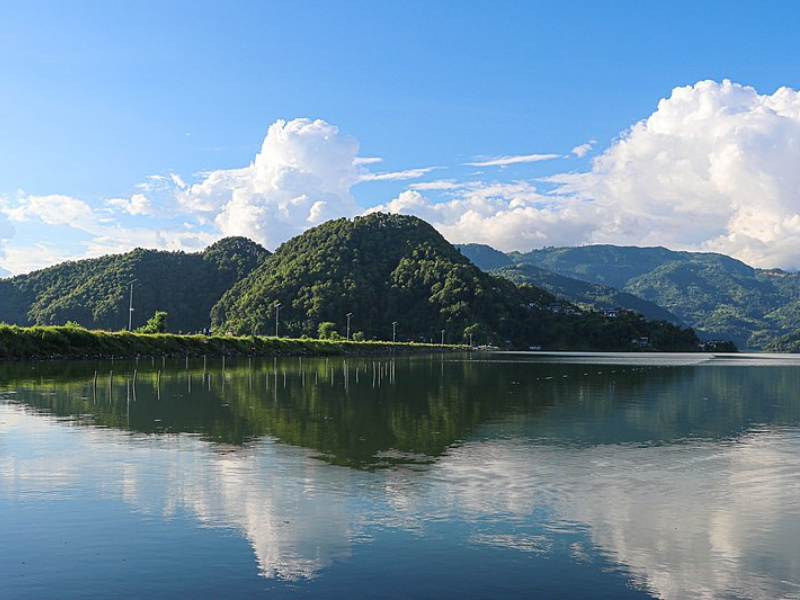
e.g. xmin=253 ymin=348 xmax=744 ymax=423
xmin=5 ymin=194 xmax=96 ymax=229
xmin=370 ymin=81 xmax=800 ymax=269
xmin=369 ymin=183 xmax=600 ymax=252
xmin=176 ymin=118 xmax=360 ymax=249
xmin=555 ymin=80 xmax=800 ymax=268
xmin=107 ymin=193 xmax=155 ymax=216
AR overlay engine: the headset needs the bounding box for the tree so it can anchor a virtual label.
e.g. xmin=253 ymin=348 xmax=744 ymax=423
xmin=317 ymin=321 xmax=341 ymax=340
xmin=137 ymin=311 xmax=168 ymax=333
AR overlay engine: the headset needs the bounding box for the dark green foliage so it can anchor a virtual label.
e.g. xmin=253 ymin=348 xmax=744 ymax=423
xmin=0 ymin=215 xmax=707 ymax=354
xmin=137 ymin=311 xmax=168 ymax=333
xmin=0 ymin=237 xmax=269 ymax=333
xmin=211 ymin=214 xmax=534 ymax=344
xmin=0 ymin=323 xmax=454 ymax=360
xmin=211 ymin=213 xmax=703 ymax=351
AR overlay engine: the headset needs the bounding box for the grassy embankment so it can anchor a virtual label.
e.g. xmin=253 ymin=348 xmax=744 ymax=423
xmin=0 ymin=324 xmax=463 ymax=361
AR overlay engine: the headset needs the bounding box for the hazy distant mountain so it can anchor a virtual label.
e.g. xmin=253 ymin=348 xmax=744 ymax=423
xmin=493 ymin=263 xmax=683 ymax=325
xmin=456 ymin=243 xmax=515 ymax=271
xmin=512 ymin=245 xmax=800 ymax=350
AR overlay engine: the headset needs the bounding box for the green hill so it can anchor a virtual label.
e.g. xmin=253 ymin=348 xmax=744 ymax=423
xmin=0 ymin=214 xmax=704 ymax=352
xmin=211 ymin=213 xmax=700 ymax=351
xmin=211 ymin=213 xmax=541 ymax=343
xmin=493 ymin=263 xmax=683 ymax=325
xmin=0 ymin=237 xmax=269 ymax=333
xmin=512 ymin=245 xmax=800 ymax=349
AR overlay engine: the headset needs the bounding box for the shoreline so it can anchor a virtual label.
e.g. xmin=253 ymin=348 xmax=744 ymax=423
xmin=0 ymin=324 xmax=465 ymax=361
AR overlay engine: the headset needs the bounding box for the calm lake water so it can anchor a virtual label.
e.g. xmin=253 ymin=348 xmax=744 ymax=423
xmin=2 ymin=352 xmax=800 ymax=599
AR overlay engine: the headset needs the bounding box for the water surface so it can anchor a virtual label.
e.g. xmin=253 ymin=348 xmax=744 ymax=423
xmin=2 ymin=352 xmax=800 ymax=598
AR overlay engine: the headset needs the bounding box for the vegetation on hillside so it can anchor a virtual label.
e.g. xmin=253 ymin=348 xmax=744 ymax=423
xmin=0 ymin=323 xmax=452 ymax=361
xmin=0 ymin=237 xmax=268 ymax=333
xmin=509 ymin=244 xmax=800 ymax=350
xmin=211 ymin=213 xmax=701 ymax=350
xmin=491 ymin=263 xmax=682 ymax=324
xmin=0 ymin=214 xmax=710 ymax=353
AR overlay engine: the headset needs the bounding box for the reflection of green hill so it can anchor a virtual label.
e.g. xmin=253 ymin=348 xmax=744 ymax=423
xmin=0 ymin=357 xmax=529 ymax=469
xmin=4 ymin=358 xmax=799 ymax=469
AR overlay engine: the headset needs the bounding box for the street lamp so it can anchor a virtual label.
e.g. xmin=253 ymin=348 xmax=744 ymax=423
xmin=126 ymin=279 xmax=138 ymax=331
xmin=275 ymin=302 xmax=282 ymax=338
xmin=392 ymin=321 xmax=398 ymax=343
xmin=346 ymin=312 xmax=353 ymax=340
xmin=441 ymin=329 xmax=445 ymax=346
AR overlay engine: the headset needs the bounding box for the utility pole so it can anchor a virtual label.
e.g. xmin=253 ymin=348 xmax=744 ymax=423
xmin=275 ymin=302 xmax=282 ymax=338
xmin=127 ymin=279 xmax=138 ymax=331
xmin=346 ymin=313 xmax=353 ymax=340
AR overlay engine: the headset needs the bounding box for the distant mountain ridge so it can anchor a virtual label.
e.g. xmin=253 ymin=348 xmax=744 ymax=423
xmin=460 ymin=242 xmax=800 ymax=350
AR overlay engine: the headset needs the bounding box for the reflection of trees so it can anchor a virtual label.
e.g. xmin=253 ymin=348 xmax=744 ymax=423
xmin=1 ymin=357 xmax=534 ymax=469
xmin=4 ymin=357 xmax=800 ymax=469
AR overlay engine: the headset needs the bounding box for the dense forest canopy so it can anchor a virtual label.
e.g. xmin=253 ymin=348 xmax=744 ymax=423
xmin=0 ymin=214 xmax=705 ymax=351
xmin=210 ymin=213 xmax=701 ymax=350
xmin=0 ymin=237 xmax=269 ymax=333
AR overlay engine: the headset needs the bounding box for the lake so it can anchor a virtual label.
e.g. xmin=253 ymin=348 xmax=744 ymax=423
xmin=2 ymin=352 xmax=800 ymax=598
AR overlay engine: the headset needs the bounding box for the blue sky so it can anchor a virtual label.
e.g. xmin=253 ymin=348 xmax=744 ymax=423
xmin=3 ymin=1 xmax=800 ymax=275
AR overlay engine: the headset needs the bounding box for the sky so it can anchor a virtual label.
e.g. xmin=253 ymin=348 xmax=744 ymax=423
xmin=2 ymin=1 xmax=800 ymax=276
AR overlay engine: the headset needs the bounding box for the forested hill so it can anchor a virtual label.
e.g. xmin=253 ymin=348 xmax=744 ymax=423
xmin=0 ymin=215 xmax=703 ymax=351
xmin=0 ymin=237 xmax=269 ymax=333
xmin=495 ymin=244 xmax=800 ymax=350
xmin=492 ymin=264 xmax=683 ymax=325
xmin=211 ymin=213 xmax=701 ymax=351
xmin=210 ymin=213 xmax=542 ymax=342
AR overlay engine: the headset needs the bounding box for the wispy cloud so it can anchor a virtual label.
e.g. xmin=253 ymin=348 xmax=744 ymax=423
xmin=409 ymin=180 xmax=466 ymax=191
xmin=465 ymin=153 xmax=561 ymax=167
xmin=358 ymin=166 xmax=438 ymax=182
xmin=354 ymin=156 xmax=383 ymax=165
xmin=570 ymin=140 xmax=595 ymax=158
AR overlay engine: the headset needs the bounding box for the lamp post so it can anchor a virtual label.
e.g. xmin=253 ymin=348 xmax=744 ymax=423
xmin=441 ymin=329 xmax=445 ymax=346
xmin=346 ymin=313 xmax=353 ymax=340
xmin=392 ymin=321 xmax=398 ymax=343
xmin=127 ymin=279 xmax=138 ymax=331
xmin=275 ymin=302 xmax=282 ymax=338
